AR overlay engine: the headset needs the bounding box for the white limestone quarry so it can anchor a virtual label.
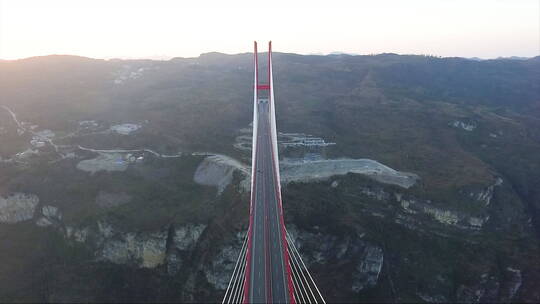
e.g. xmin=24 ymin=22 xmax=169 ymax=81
xmin=0 ymin=193 xmax=39 ymax=223
xmin=280 ymin=158 xmax=419 ymax=189
xmin=193 ymin=154 xmax=250 ymax=194
xmin=193 ymin=155 xmax=419 ymax=195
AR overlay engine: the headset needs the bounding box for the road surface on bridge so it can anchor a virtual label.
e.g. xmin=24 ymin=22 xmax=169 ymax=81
xmin=248 ymin=98 xmax=290 ymax=303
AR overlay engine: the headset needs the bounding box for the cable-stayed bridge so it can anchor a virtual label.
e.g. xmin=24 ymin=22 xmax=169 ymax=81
xmin=222 ymin=42 xmax=325 ymax=304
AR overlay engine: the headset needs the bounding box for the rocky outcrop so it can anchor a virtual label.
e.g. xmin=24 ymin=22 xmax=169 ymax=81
xmin=469 ymin=177 xmax=503 ymax=206
xmin=352 ymin=246 xmax=384 ymax=292
xmin=422 ymin=205 xmax=459 ymax=225
xmin=36 ymin=205 xmax=62 ymax=227
xmin=173 ymin=224 xmax=206 ymax=250
xmin=391 ymin=188 xmax=489 ymax=229
xmin=0 ymin=193 xmax=39 ymax=223
xmin=98 ymin=224 xmax=207 ymax=269
xmin=500 ymin=267 xmax=522 ymax=302
xmin=350 ymin=184 xmax=490 ymax=230
xmin=204 ymin=231 xmax=246 ymax=290
xmin=166 ymin=251 xmax=182 ymax=276
xmin=287 ymin=226 xmax=384 ymax=293
xmin=36 ymin=217 xmax=53 ymax=227
xmin=450 ymin=120 xmax=476 ymax=131
xmin=64 ymin=220 xmax=207 ymax=270
xmin=100 ymin=231 xmax=168 ymax=268
xmin=280 ymin=159 xmax=419 ymax=189
xmin=194 ymin=155 xmax=250 ymax=194
xmin=456 ymin=266 xmax=522 ymax=303
xmin=360 ymin=187 xmax=391 ymax=201
xmin=166 ymin=224 xmax=207 ymax=275
xmin=66 ymin=226 xmax=89 ymax=243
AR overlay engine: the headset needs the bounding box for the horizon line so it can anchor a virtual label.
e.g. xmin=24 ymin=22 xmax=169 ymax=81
xmin=1 ymin=51 xmax=537 ymax=62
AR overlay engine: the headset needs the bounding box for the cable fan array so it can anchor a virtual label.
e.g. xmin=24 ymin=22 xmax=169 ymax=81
xmin=222 ymin=231 xmax=326 ymax=303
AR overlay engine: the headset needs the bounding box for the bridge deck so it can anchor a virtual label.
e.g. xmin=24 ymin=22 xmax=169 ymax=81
xmin=247 ymin=98 xmax=290 ymax=303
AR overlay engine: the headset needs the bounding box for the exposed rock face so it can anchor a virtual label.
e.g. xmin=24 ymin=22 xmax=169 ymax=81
xmin=205 ymin=231 xmax=246 ymax=290
xmin=166 ymin=224 xmax=207 ymax=275
xmin=391 ymin=188 xmax=489 ymax=229
xmin=287 ymin=226 xmax=384 ymax=293
xmin=42 ymin=205 xmax=61 ymax=219
xmin=36 ymin=205 xmax=62 ymax=227
xmin=360 ymin=187 xmax=391 ymax=201
xmin=97 ymin=220 xmax=114 ymax=238
xmin=166 ymin=251 xmax=182 ymax=275
xmin=500 ymin=267 xmax=522 ymax=301
xmin=36 ymin=217 xmax=53 ymax=227
xmin=64 ymin=220 xmax=208 ymax=270
xmin=352 ymin=246 xmax=384 ymax=292
xmin=100 ymin=231 xmax=168 ymax=268
xmin=456 ymin=267 xmax=522 ymax=303
xmin=423 ymin=205 xmax=459 ymax=225
xmin=280 ymin=159 xmax=419 ymax=189
xmin=450 ymin=120 xmax=477 ymax=131
xmin=66 ymin=226 xmax=90 ymax=243
xmin=174 ymin=224 xmax=206 ymax=250
xmin=0 ymin=193 xmax=39 ymax=223
xmin=194 ymin=155 xmax=250 ymax=194
xmin=469 ymin=178 xmax=503 ymax=206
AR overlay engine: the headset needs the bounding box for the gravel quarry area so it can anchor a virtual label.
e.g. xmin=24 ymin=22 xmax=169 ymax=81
xmin=280 ymin=158 xmax=419 ymax=188
xmin=193 ymin=154 xmax=250 ymax=194
xmin=193 ymin=155 xmax=419 ymax=192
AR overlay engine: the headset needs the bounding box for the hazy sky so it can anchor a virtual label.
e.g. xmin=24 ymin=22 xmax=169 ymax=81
xmin=0 ymin=0 xmax=538 ymax=60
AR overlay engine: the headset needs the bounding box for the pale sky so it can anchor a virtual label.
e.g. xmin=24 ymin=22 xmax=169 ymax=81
xmin=0 ymin=0 xmax=539 ymax=60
